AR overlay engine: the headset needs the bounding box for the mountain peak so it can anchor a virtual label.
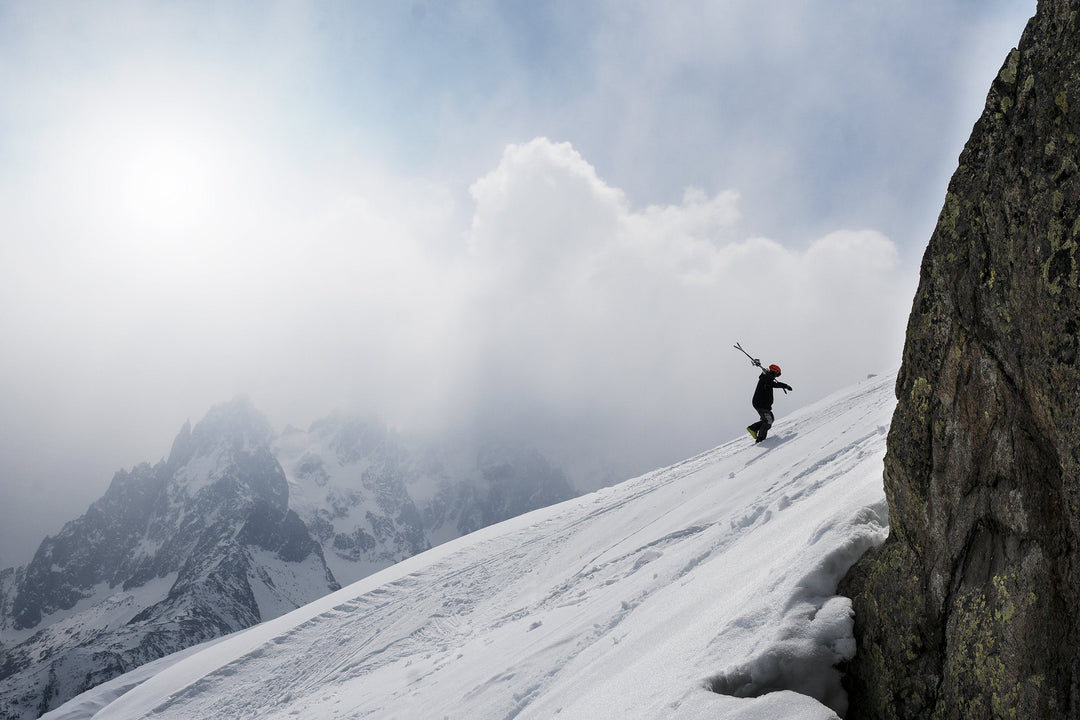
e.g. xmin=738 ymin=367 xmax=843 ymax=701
xmin=167 ymin=420 xmax=193 ymax=467
xmin=192 ymin=396 xmax=273 ymax=449
xmin=164 ymin=397 xmax=274 ymax=470
xmin=0 ymin=397 xmax=335 ymax=719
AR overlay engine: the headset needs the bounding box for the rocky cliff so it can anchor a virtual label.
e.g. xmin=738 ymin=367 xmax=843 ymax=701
xmin=841 ymin=1 xmax=1080 ymax=717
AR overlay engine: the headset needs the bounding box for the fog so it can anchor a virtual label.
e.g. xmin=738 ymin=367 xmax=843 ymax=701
xmin=0 ymin=1 xmax=1034 ymax=567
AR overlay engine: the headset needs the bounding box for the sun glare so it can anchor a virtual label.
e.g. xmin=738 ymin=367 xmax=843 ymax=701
xmin=115 ymin=128 xmax=220 ymax=232
xmin=72 ymin=96 xmax=248 ymax=240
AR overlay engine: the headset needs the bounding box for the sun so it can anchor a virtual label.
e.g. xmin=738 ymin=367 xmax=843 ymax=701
xmin=115 ymin=128 xmax=219 ymax=232
xmin=108 ymin=119 xmax=233 ymax=235
xmin=72 ymin=94 xmax=247 ymax=239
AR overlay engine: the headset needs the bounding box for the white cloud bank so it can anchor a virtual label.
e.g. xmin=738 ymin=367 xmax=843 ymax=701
xmin=0 ymin=135 xmax=913 ymax=565
xmin=445 ymin=138 xmax=912 ymax=481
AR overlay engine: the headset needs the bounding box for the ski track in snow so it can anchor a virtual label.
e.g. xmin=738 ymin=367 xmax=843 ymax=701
xmin=48 ymin=373 xmax=897 ymax=720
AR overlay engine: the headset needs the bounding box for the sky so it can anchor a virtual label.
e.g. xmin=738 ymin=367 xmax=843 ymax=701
xmin=0 ymin=0 xmax=1035 ymax=568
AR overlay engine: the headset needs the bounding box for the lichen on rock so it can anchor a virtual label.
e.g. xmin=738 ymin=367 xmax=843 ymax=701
xmin=840 ymin=1 xmax=1080 ymax=717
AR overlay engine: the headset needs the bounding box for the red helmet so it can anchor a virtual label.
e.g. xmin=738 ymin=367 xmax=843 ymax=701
xmin=769 ymin=364 xmax=782 ymax=376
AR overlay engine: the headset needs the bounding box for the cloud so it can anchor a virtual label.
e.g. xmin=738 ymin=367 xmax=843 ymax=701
xmin=562 ymin=0 xmax=1036 ymax=248
xmin=5 ymin=132 xmax=908 ymax=511
xmin=448 ymin=138 xmax=912 ymax=480
xmin=0 ymin=132 xmax=910 ymax=567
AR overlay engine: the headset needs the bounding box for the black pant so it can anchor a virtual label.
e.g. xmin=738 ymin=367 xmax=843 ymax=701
xmin=749 ymin=407 xmax=774 ymax=440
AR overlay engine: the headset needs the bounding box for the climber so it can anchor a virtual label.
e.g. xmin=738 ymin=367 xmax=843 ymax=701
xmin=747 ymin=364 xmax=793 ymax=443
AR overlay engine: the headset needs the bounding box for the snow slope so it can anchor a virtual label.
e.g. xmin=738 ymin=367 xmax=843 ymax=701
xmin=46 ymin=373 xmax=896 ymax=720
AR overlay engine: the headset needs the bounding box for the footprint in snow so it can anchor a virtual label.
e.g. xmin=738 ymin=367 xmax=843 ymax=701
xmin=731 ymin=505 xmax=770 ymax=530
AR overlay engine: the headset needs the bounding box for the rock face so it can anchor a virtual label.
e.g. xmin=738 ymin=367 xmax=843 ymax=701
xmin=841 ymin=2 xmax=1080 ymax=717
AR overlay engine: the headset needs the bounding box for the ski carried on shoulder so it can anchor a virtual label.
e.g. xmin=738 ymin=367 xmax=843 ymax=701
xmin=733 ymin=342 xmax=761 ymax=369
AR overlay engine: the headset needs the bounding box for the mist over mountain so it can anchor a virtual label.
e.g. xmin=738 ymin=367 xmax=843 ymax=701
xmin=274 ymin=412 xmax=578 ymax=586
xmin=0 ymin=398 xmax=577 ymax=719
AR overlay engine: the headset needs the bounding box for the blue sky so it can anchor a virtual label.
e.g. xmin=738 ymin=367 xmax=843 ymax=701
xmin=260 ymin=0 xmax=1031 ymax=246
xmin=0 ymin=0 xmax=1035 ymax=566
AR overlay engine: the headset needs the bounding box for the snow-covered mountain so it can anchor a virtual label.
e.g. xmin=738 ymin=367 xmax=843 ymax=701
xmin=42 ymin=372 xmax=896 ymax=720
xmin=0 ymin=399 xmax=339 ymax=720
xmin=0 ymin=400 xmax=579 ymax=720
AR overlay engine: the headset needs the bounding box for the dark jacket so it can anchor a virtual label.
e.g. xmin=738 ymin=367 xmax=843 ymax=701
xmin=752 ymin=371 xmax=792 ymax=409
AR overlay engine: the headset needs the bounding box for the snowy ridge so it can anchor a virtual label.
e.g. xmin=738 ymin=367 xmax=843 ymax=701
xmin=48 ymin=373 xmax=896 ymax=720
